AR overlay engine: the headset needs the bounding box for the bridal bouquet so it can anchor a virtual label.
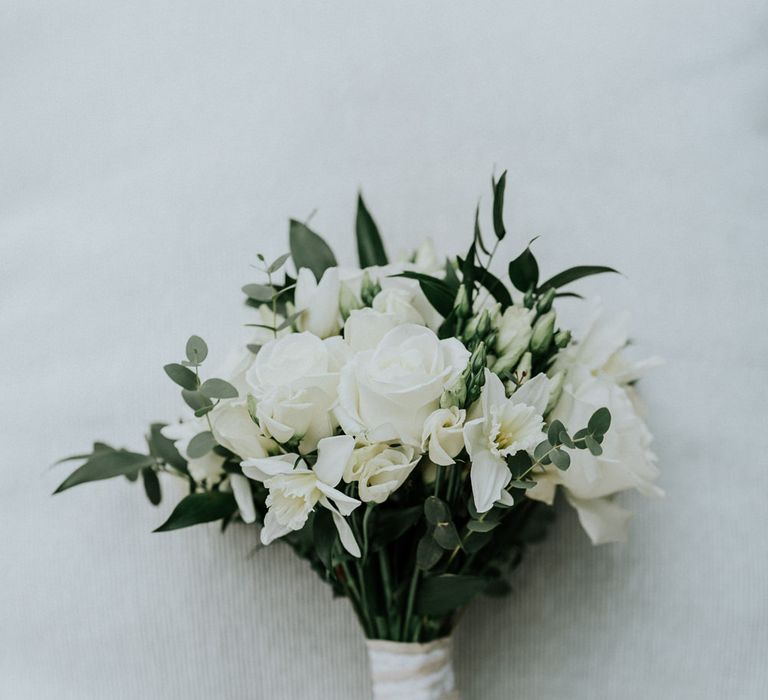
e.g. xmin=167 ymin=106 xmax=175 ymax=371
xmin=55 ymin=172 xmax=660 ymax=699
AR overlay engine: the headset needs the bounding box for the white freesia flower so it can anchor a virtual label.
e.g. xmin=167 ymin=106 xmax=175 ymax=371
xmin=336 ymin=324 xmax=470 ymax=446
xmin=372 ymin=287 xmax=427 ymax=325
xmin=241 ymin=435 xmax=361 ymax=555
xmin=294 ymin=267 xmax=341 ymax=338
xmin=343 ymin=308 xmax=399 ymax=353
xmin=343 ymin=443 xmax=420 ymax=503
xmin=421 ymin=407 xmax=466 ymax=466
xmin=463 ymin=370 xmax=550 ymax=513
xmin=493 ymin=306 xmax=534 ymax=373
xmin=187 ymin=451 xmax=226 ymax=489
xmin=529 ymin=355 xmax=662 ymax=544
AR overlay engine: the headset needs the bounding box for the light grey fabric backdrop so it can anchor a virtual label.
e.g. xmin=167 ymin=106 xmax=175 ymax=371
xmin=2 ymin=2 xmax=767 ymax=698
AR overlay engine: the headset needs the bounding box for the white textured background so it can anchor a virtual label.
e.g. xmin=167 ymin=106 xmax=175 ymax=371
xmin=2 ymin=2 xmax=767 ymax=698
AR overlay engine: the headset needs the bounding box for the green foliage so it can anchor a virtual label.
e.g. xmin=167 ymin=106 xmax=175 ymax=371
xmin=472 ymin=265 xmax=512 ymax=308
xmin=54 ymin=448 xmax=154 ymax=493
xmin=390 ymin=272 xmax=455 ymax=317
xmin=370 ymin=505 xmax=422 ymax=551
xmin=147 ymin=423 xmax=187 ymax=474
xmin=241 ymin=283 xmax=276 ymax=302
xmin=417 ymin=535 xmax=443 ymax=570
xmin=424 ymin=496 xmax=450 ymax=525
xmin=186 ymin=431 xmax=217 ymax=459
xmin=356 ymin=193 xmax=388 ymax=267
xmin=313 ymin=508 xmax=336 ymax=571
xmin=538 ymin=265 xmax=619 ymax=292
xmin=414 ymin=574 xmax=488 ymax=616
xmin=141 ymin=467 xmax=161 ymax=505
xmin=163 ymin=363 xmax=197 ymax=391
xmin=433 ymin=521 xmax=460 ymax=549
xmin=289 ymin=219 xmax=337 ymax=281
xmin=491 ymin=170 xmax=507 ymax=240
xmin=154 ymin=492 xmax=237 ymax=532
xmin=181 ymin=389 xmax=213 ymax=417
xmin=185 ymin=335 xmax=208 ymax=366
xmin=508 ymin=242 xmax=539 ymax=292
xmin=199 ymin=378 xmax=238 ymax=400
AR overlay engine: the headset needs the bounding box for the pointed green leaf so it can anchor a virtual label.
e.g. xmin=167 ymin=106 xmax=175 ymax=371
xmin=538 ymin=266 xmax=619 ymax=292
xmin=141 ymin=467 xmax=162 ymax=505
xmin=54 ymin=450 xmax=154 ymax=493
xmin=356 ymin=193 xmax=388 ymax=267
xmin=508 ymin=242 xmax=539 ymax=292
xmin=267 ymin=252 xmax=291 ymax=273
xmin=473 ymin=265 xmax=512 ymax=308
xmin=390 ymin=272 xmax=454 ymax=317
xmin=289 ymin=219 xmax=337 ymax=281
xmin=492 ymin=170 xmax=507 ymax=240
xmin=154 ymin=492 xmax=237 ymax=532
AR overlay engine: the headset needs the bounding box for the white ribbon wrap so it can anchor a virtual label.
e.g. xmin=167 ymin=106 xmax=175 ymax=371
xmin=366 ymin=637 xmax=459 ymax=700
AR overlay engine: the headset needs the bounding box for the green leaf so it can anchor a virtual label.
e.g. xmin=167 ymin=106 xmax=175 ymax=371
xmin=54 ymin=450 xmax=154 ymax=493
xmin=391 ymin=272 xmax=454 ymax=317
xmin=508 ymin=243 xmax=539 ymax=293
xmin=141 ymin=467 xmax=162 ymax=505
xmin=289 ymin=219 xmax=337 ymax=281
xmin=506 ymin=450 xmax=533 ymax=479
xmin=433 ymin=521 xmax=460 ymax=549
xmin=492 ymin=170 xmax=507 ymax=240
xmin=547 ymin=420 xmax=566 ymax=446
xmin=510 ymin=479 xmax=536 ymax=489
xmin=187 ymin=431 xmax=217 ymax=459
xmin=467 ymin=519 xmax=499 ymax=533
xmin=356 ymin=193 xmax=388 ymax=267
xmin=417 ymin=534 xmax=443 ymax=570
xmin=414 ymin=574 xmax=488 ymax=615
xmin=181 ymin=389 xmax=213 ymax=413
xmin=585 ymin=435 xmax=603 ymax=456
xmin=472 ymin=265 xmax=513 ymax=308
xmin=163 ymin=363 xmax=198 ymax=391
xmin=424 ymin=496 xmax=450 ymax=525
xmin=242 ymin=283 xmax=276 ymax=302
xmin=246 ymin=344 xmax=262 ymax=354
xmin=462 ymin=529 xmax=493 ymax=553
xmin=147 ymin=423 xmax=187 ymax=473
xmin=267 ymin=252 xmax=291 ymax=274
xmin=55 ymin=441 xmax=113 ymax=464
xmin=538 ymin=265 xmax=619 ymax=292
xmin=550 ymin=448 xmax=570 ymax=470
xmin=154 ymin=492 xmax=237 ymax=532
xmin=533 ymin=441 xmax=552 ymax=463
xmin=559 ymin=431 xmax=575 ymax=449
xmin=588 ymin=407 xmax=612 ymax=436
xmin=200 ymin=378 xmax=238 ymax=400
xmin=473 ymin=205 xmax=491 ymax=255
xmin=313 ymin=508 xmax=336 ymax=570
xmin=371 ymin=505 xmax=422 ymax=551
xmin=573 ymin=428 xmax=589 ymax=445
xmin=185 ymin=335 xmax=208 ymax=365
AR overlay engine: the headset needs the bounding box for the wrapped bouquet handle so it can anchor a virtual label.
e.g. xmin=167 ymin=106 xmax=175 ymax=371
xmin=366 ymin=638 xmax=458 ymax=700
xmin=53 ymin=170 xmax=661 ymax=698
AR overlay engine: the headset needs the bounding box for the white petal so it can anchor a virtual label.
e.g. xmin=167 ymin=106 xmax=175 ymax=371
xmin=317 ymin=483 xmax=361 ymax=516
xmin=497 ymin=490 xmax=515 ymax=507
xmin=229 ymin=473 xmax=256 ymax=524
xmin=260 ymin=511 xmax=292 ymax=545
xmin=313 ymin=435 xmax=356 ymax=486
xmin=565 ymin=493 xmax=632 ymax=545
xmin=511 ymin=373 xmax=551 ymax=415
xmin=241 ymin=454 xmax=298 ymax=482
xmin=470 ymin=450 xmax=511 ymax=513
xmin=482 ymin=369 xmax=507 ymax=413
xmin=331 ymin=509 xmax=361 ymax=557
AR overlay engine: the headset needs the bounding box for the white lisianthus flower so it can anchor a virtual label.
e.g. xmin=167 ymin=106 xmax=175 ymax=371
xmin=372 ymin=287 xmax=427 ymax=325
xmin=336 ymin=324 xmax=470 ymax=446
xmin=209 ymin=401 xmax=276 ymax=459
xmin=343 ymin=443 xmax=420 ymax=503
xmin=529 ymin=309 xmax=662 ymax=544
xmin=421 ymin=407 xmax=466 ymax=466
xmin=294 ymin=267 xmax=341 ymax=338
xmin=343 ymin=308 xmax=399 ymax=353
xmin=492 ymin=306 xmax=534 ymax=374
xmin=241 ymin=435 xmax=361 ymax=555
xmin=463 ymin=370 xmax=550 ymax=513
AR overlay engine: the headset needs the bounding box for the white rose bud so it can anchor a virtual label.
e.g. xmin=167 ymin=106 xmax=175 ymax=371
xmin=421 ymin=407 xmax=466 ymax=466
xmin=372 ymin=287 xmax=426 ymax=325
xmin=343 ymin=443 xmax=420 ymax=503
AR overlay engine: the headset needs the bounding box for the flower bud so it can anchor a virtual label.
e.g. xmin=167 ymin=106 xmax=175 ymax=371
xmin=440 ymin=375 xmax=467 ymax=409
xmin=470 ymin=342 xmax=487 ymax=373
xmin=515 ymin=351 xmax=532 ymax=379
xmin=544 ymin=370 xmax=565 ymax=414
xmin=491 ymin=344 xmax=527 ymax=376
xmin=530 ymin=311 xmax=556 ymax=354
xmin=523 ymin=289 xmax=535 ymax=308
xmin=536 ymin=288 xmax=556 ymax=314
xmin=454 ymin=285 xmax=471 ymax=319
xmin=554 ymin=329 xmax=571 ymax=348
xmin=360 ymin=272 xmax=381 ymax=307
xmin=339 ymin=282 xmax=362 ymax=320
xmin=476 ymin=310 xmax=491 ymax=338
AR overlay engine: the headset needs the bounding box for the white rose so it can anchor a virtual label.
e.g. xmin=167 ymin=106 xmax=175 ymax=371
xmin=421 ymin=407 xmax=466 ymax=466
xmin=336 ymin=324 xmax=470 ymax=446
xmin=343 ymin=443 xmax=420 ymax=503
xmin=492 ymin=305 xmax=534 ymax=373
xmin=294 ymin=267 xmax=341 ymax=338
xmin=527 ymin=364 xmax=662 ymax=544
xmin=254 ymin=384 xmax=336 ymax=452
xmin=372 ymin=287 xmax=427 ymax=325
xmin=343 ymin=308 xmax=399 ymax=353
xmin=209 ymin=401 xmax=276 ymax=459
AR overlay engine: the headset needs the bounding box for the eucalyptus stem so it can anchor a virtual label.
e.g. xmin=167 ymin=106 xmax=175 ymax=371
xmin=404 ymin=567 xmax=420 ymax=641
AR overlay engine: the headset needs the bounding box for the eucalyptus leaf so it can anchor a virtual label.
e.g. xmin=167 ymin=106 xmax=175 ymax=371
xmin=186 ymin=431 xmax=217 ymax=459
xmin=371 ymin=505 xmax=422 ymax=551
xmin=585 ymin=435 xmax=603 ymax=456
xmin=588 ymin=407 xmax=611 ymax=436
xmin=506 ymin=450 xmax=533 ymax=478
xmin=185 ymin=335 xmax=208 ymax=365
xmin=547 ymin=420 xmax=566 ymax=446
xmin=467 ymin=519 xmax=499 ymax=533
xmin=550 ymin=448 xmax=570 ymax=471
xmin=241 ymin=283 xmax=276 ymax=302
xmin=356 ymin=193 xmax=388 ymax=267
xmin=181 ymin=389 xmax=213 ymax=413
xmin=289 ymin=219 xmax=337 ymax=281
xmin=462 ymin=529 xmax=493 ymax=553
xmin=163 ymin=363 xmax=198 ymax=391
xmin=416 ymin=535 xmax=443 ymax=570
xmin=424 ymin=496 xmax=450 ymax=525
xmin=433 ymin=521 xmax=460 ymax=549
xmin=154 ymin=492 xmax=237 ymax=532
xmin=267 ymin=252 xmax=291 ymax=273
xmin=200 ymin=378 xmax=238 ymax=400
